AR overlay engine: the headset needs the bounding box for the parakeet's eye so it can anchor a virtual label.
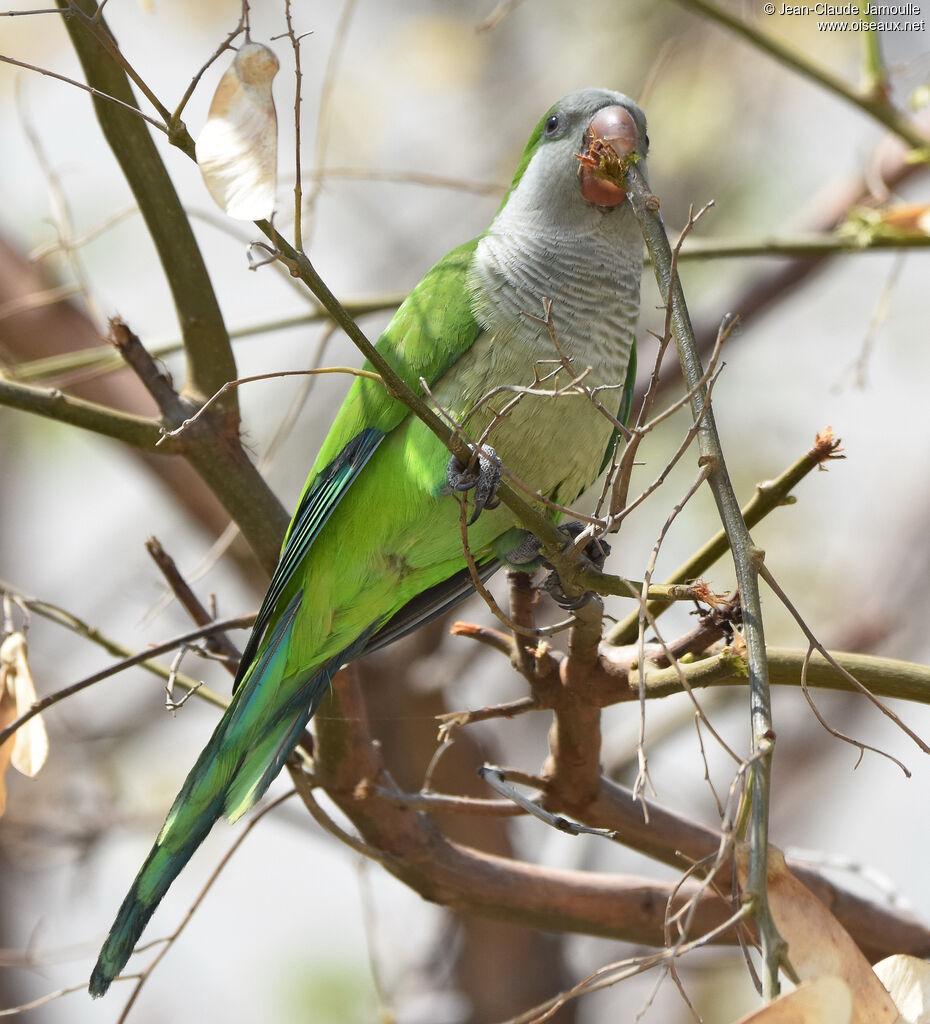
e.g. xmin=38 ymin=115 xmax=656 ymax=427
xmin=544 ymin=113 xmax=562 ymax=136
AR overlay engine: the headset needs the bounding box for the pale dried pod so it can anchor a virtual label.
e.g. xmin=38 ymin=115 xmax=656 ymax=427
xmin=195 ymin=42 xmax=280 ymax=221
xmin=0 ymin=631 xmax=49 ymax=817
xmin=873 ymin=955 xmax=930 ymax=1024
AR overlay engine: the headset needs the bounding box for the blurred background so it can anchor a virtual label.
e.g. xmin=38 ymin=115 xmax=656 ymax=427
xmin=1 ymin=0 xmax=929 ymax=1021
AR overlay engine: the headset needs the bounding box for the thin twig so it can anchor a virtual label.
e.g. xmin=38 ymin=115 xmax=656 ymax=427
xmin=144 ymin=537 xmax=242 ymax=675
xmin=799 ymin=645 xmax=911 ymax=776
xmin=0 ymin=615 xmax=252 ymax=749
xmin=633 ymin=464 xmax=712 ymax=809
xmin=608 ymin=428 xmax=844 ymax=645
xmin=0 ymin=52 xmax=166 ymax=131
xmin=480 ymin=766 xmax=616 ymax=837
xmin=375 ymin=787 xmax=526 ymax=817
xmin=761 ymin=563 xmax=930 ymax=756
xmin=170 ymin=10 xmax=247 ymax=124
xmin=155 ymin=365 xmax=382 ymax=445
xmin=283 ymin=0 xmax=305 ymax=250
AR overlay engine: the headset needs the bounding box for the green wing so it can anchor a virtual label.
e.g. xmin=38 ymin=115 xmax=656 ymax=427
xmin=235 ymin=238 xmax=483 ymax=689
xmin=298 ymin=239 xmax=482 ymax=514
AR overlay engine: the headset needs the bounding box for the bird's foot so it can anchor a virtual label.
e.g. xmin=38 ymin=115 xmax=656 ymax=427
xmin=540 ymin=522 xmax=611 ymax=610
xmin=446 ymin=446 xmax=502 ymax=525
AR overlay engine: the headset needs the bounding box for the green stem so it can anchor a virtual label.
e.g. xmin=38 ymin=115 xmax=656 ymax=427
xmin=623 ymin=162 xmax=785 ymax=998
xmin=861 ymin=21 xmax=889 ymax=102
xmin=0 ymin=376 xmax=169 ymax=450
xmin=644 ymin=645 xmax=930 ymax=704
xmin=674 ymin=232 xmax=930 ymax=260
xmin=10 ymin=298 xmax=406 ymax=385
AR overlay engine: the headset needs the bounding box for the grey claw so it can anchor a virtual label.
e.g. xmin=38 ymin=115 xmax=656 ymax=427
xmin=446 ymin=446 xmax=502 ymax=525
xmin=542 ymin=574 xmax=599 ymax=610
xmin=539 ymin=522 xmax=611 ymax=571
xmin=540 ymin=521 xmax=611 ymax=606
xmin=502 ymin=530 xmax=543 ymax=566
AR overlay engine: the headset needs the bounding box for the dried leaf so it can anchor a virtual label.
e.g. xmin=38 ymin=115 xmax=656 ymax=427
xmin=0 ymin=631 xmax=49 ymax=817
xmin=873 ymin=954 xmax=930 ymax=1023
xmin=195 ymin=42 xmax=279 ymax=221
xmin=737 ymin=845 xmax=899 ymax=1023
xmin=733 ymin=977 xmax=852 ymax=1024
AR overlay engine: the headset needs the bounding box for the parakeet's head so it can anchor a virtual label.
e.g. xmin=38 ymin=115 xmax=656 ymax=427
xmin=497 ymin=89 xmax=648 ymax=233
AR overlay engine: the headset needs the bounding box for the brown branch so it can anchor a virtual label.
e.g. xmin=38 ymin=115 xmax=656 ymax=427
xmin=508 ymin=569 xmax=541 ymax=681
xmin=578 ymin=777 xmax=930 ymax=964
xmin=309 ymin=665 xmax=741 ymax=948
xmin=307 ymin=658 xmax=930 ymax=963
xmin=144 ymin=537 xmax=241 ymax=676
xmin=108 ymin=317 xmax=188 ymax=421
xmin=544 ymin=597 xmax=605 ymax=808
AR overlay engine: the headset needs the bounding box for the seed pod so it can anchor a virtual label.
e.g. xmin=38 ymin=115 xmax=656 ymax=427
xmin=196 ymin=42 xmax=280 ymax=221
xmin=0 ymin=631 xmax=48 ymax=817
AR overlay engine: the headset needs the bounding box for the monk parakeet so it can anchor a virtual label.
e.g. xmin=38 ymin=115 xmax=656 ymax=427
xmin=89 ymin=87 xmax=648 ymax=997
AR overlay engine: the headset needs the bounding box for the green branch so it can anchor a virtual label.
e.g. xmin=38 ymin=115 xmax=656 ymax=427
xmin=675 ymin=232 xmax=930 ymax=260
xmin=644 ymin=646 xmax=930 ymax=706
xmin=670 ymin=0 xmax=929 ymax=153
xmin=0 ymin=376 xmax=170 ymax=451
xmin=10 ymin=297 xmax=406 ymax=385
xmin=622 ymin=161 xmax=785 ymax=997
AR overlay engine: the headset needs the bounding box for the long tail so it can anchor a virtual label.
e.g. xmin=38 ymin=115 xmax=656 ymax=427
xmin=89 ymin=593 xmax=349 ymax=998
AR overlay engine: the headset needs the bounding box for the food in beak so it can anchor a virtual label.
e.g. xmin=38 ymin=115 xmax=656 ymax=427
xmin=577 ymin=105 xmax=638 ymax=207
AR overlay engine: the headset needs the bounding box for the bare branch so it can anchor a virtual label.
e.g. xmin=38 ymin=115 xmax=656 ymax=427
xmin=671 ymin=0 xmax=930 ymax=151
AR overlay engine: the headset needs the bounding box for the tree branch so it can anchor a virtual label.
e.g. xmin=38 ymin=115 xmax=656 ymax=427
xmin=0 ymin=375 xmax=169 ymax=450
xmin=670 ymin=0 xmax=930 ymax=152
xmin=675 ymin=231 xmax=930 ymax=260
xmin=56 ymin=0 xmax=239 ymax=411
xmin=309 ymin=665 xmax=741 ymax=948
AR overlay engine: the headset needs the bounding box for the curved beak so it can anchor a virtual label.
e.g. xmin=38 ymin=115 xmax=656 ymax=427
xmin=577 ymin=105 xmax=639 ymax=207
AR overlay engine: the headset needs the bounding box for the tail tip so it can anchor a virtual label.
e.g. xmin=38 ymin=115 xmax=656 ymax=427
xmin=88 ymin=962 xmax=113 ymax=999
